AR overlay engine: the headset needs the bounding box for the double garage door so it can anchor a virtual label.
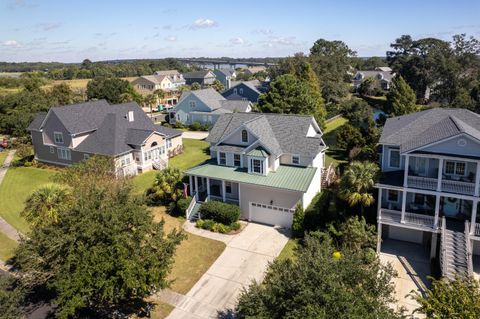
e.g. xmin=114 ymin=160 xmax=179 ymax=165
xmin=249 ymin=202 xmax=294 ymax=228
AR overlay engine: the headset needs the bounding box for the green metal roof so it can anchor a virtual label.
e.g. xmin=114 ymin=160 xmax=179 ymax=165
xmin=184 ymin=160 xmax=317 ymax=192
xmin=247 ymin=146 xmax=269 ymax=158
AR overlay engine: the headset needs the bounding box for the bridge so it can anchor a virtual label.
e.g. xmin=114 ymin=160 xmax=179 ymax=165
xmin=177 ymin=58 xmax=277 ymax=69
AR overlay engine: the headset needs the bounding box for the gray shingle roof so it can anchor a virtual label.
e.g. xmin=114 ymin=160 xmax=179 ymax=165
xmin=207 ymin=113 xmax=325 ymax=159
xmin=215 ymin=144 xmax=246 ymax=153
xmin=219 ymin=100 xmax=250 ymax=113
xmin=183 ymin=70 xmax=215 ymax=79
xmin=380 ymin=108 xmax=480 ymax=153
xmin=179 ymin=88 xmax=224 ymax=111
xmin=27 ymin=112 xmax=47 ymax=131
xmin=154 ymin=125 xmax=183 ymax=138
xmin=354 ymin=70 xmax=394 ymax=82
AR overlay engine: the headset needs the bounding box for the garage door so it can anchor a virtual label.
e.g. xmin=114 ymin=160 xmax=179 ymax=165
xmin=249 ymin=202 xmax=294 ymax=228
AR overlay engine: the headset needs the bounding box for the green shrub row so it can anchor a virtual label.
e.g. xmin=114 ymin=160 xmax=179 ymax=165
xmin=196 ymin=219 xmax=241 ymax=234
xmin=189 ymin=121 xmax=211 ymax=131
xmin=198 ymin=200 xmax=241 ymax=225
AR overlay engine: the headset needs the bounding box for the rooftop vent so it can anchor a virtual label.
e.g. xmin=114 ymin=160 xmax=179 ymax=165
xmin=127 ymin=111 xmax=134 ymax=122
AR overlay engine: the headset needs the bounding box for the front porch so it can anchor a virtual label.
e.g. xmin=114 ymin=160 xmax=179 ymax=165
xmin=188 ymin=175 xmax=240 ymax=205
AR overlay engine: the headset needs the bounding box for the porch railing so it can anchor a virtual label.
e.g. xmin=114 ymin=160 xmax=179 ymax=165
xmin=475 ymin=223 xmax=480 ymax=237
xmin=379 ymin=209 xmax=437 ymax=230
xmin=441 ymin=179 xmax=475 ymax=195
xmin=185 ymin=192 xmax=197 ymax=220
xmin=407 ymin=176 xmax=437 ymax=190
xmin=465 ymin=220 xmax=473 ymax=277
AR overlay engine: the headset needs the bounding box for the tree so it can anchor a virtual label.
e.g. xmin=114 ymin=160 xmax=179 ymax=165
xmin=146 ymin=167 xmax=184 ymax=204
xmin=190 ymin=82 xmax=202 ymax=90
xmin=21 ymin=185 xmax=73 ymax=227
xmin=235 ymin=232 xmax=400 ymax=319
xmin=86 ymin=77 xmax=142 ymax=104
xmin=0 ymin=275 xmax=25 ymax=319
xmin=338 ymin=161 xmax=379 ymax=215
xmin=258 ymin=74 xmax=326 ymax=128
xmin=12 ymin=162 xmax=185 ymax=318
xmin=144 ymin=93 xmax=157 ymax=117
xmin=358 ymin=77 xmax=381 ymax=96
xmin=211 ymin=80 xmax=225 ymax=92
xmin=291 ymin=203 xmax=305 ymax=237
xmin=386 ymin=75 xmax=419 ymax=116
xmin=412 ymin=277 xmax=480 ymax=318
xmin=336 ymin=123 xmax=366 ymax=150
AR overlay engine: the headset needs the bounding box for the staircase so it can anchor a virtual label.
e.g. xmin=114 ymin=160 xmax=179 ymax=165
xmin=321 ymin=164 xmax=336 ymax=188
xmin=189 ymin=202 xmax=202 ymax=221
xmin=152 ymin=157 xmax=167 ymax=170
xmin=441 ymin=219 xmax=471 ymax=279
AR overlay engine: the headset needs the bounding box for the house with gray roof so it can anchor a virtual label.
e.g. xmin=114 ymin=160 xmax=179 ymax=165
xmin=154 ymin=70 xmax=186 ymax=88
xmin=376 ymin=108 xmax=480 ymax=279
xmin=222 ymin=80 xmax=268 ymax=102
xmin=353 ymin=67 xmax=395 ymax=90
xmin=169 ymin=88 xmax=252 ymax=126
xmin=183 ymin=70 xmax=216 ymax=86
xmin=184 ymin=112 xmax=326 ymax=228
xmin=213 ymin=69 xmax=236 ymax=89
xmin=27 ymin=100 xmax=183 ymax=176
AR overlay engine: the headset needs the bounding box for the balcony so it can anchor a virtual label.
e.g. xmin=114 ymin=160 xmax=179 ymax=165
xmin=407 ymin=176 xmax=437 ymax=190
xmin=378 ymin=209 xmax=438 ymax=231
xmin=442 ymin=179 xmax=475 ymax=196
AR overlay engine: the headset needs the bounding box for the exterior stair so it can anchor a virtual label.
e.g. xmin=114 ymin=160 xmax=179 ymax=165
xmin=152 ymin=157 xmax=167 ymax=170
xmin=321 ymin=164 xmax=336 ymax=188
xmin=189 ymin=202 xmax=202 ymax=221
xmin=441 ymin=220 xmax=471 ymax=279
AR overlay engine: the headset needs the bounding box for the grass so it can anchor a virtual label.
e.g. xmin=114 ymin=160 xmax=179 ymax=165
xmin=0 ymin=232 xmax=18 ymax=262
xmin=150 ymin=206 xmax=225 ymax=294
xmin=323 ymin=117 xmax=349 ymax=167
xmin=148 ymin=301 xmax=175 ymax=319
xmin=42 ymin=77 xmax=138 ymax=91
xmin=132 ymin=138 xmax=210 ymax=195
xmin=0 ymin=151 xmax=7 ymax=166
xmin=0 ymin=166 xmax=56 ymax=233
xmin=277 ymin=239 xmax=299 ymax=261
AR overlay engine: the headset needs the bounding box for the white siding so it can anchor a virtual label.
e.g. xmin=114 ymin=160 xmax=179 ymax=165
xmin=421 ymin=135 xmax=480 ymax=158
xmin=302 ymin=167 xmax=321 ymax=209
xmin=388 ymin=226 xmax=423 ymax=244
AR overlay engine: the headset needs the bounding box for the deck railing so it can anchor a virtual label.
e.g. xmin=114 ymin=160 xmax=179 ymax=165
xmin=474 ymin=223 xmax=480 ymax=237
xmin=379 ymin=209 xmax=437 ymax=230
xmin=465 ymin=220 xmax=473 ymax=277
xmin=407 ymin=176 xmax=437 ymax=190
xmin=441 ymin=179 xmax=475 ymax=195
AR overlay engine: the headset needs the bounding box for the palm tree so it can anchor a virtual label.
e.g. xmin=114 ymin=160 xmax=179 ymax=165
xmin=151 ymin=167 xmax=184 ymax=203
xmin=338 ymin=161 xmax=379 ymax=215
xmin=22 ymin=185 xmax=72 ymax=226
xmin=144 ymin=94 xmax=157 ymax=119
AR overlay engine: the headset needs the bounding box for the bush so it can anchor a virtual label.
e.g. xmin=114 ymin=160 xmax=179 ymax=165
xmin=199 ymin=201 xmax=241 ymax=225
xmin=189 ymin=122 xmax=201 ymax=131
xmin=202 ymin=219 xmax=215 ymax=230
xmin=195 ymin=219 xmax=205 ymax=228
xmin=212 ymin=223 xmax=229 ymax=234
xmin=173 ymin=122 xmax=185 ymax=129
xmin=177 ymin=197 xmax=192 ymax=212
xmin=230 ymin=221 xmax=241 ymax=231
xmin=200 ymin=123 xmax=212 ymax=131
xmin=292 ymin=203 xmax=305 ymax=237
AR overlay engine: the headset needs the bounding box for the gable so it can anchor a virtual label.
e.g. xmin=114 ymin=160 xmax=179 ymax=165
xmin=413 ymin=134 xmax=480 ymax=158
xmin=221 ymin=126 xmax=259 ymax=146
xmin=175 ymin=93 xmax=212 ymax=113
xmin=42 ymin=112 xmax=72 ymax=146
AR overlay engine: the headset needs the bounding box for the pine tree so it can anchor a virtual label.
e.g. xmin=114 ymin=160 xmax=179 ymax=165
xmin=387 ymin=75 xmax=419 ymax=116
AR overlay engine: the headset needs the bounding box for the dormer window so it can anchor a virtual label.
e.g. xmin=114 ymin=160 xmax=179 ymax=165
xmin=251 ymin=159 xmax=264 ymax=174
xmin=241 ymin=130 xmax=248 ymax=143
xmin=54 ymin=132 xmax=64 ymax=144
xmin=239 ymin=88 xmax=244 ymax=95
xmin=219 ymin=152 xmax=226 ymax=165
xmin=292 ymin=155 xmax=300 ymax=165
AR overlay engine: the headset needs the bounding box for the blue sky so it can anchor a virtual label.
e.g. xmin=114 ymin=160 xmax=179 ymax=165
xmin=1 ymin=0 xmax=480 ymax=62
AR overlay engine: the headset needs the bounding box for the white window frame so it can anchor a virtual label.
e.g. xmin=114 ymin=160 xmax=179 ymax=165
xmin=219 ymin=152 xmax=226 ymax=165
xmin=241 ymin=130 xmax=248 ymax=143
xmin=234 ymin=154 xmax=241 ymax=167
xmin=53 ymin=131 xmax=64 ymax=144
xmin=292 ymin=155 xmax=300 ymax=165
xmin=49 ymin=146 xmax=55 ymax=154
xmin=444 ymin=160 xmax=467 ymax=176
xmin=189 ymin=100 xmax=196 ymax=108
xmin=414 ymin=157 xmax=429 ymax=177
xmin=250 ymin=158 xmax=264 ymax=175
xmin=166 ymin=138 xmax=172 ymax=148
xmin=83 ymin=154 xmax=90 ymax=160
xmin=388 ymin=149 xmax=400 ymax=169
xmin=225 ymin=182 xmax=232 ymax=194
xmin=239 ymin=88 xmax=244 ymax=95
xmin=57 ymin=148 xmax=71 ymax=160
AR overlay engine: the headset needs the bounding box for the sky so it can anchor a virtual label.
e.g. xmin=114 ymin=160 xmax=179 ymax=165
xmin=1 ymin=0 xmax=480 ymax=62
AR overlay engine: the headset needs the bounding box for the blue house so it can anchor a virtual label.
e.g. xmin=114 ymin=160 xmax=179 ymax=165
xmin=222 ymin=80 xmax=268 ymax=103
xmin=213 ymin=69 xmax=236 ymax=89
xmin=169 ymin=88 xmax=252 ymax=125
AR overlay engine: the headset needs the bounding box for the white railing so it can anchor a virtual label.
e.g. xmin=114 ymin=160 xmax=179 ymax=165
xmin=465 ymin=220 xmax=473 ymax=277
xmin=152 ymin=157 xmax=168 ymax=170
xmin=440 ymin=216 xmax=448 ymax=278
xmin=407 ymin=176 xmax=437 ymax=190
xmin=475 ymin=223 xmax=480 ymax=237
xmin=379 ymin=209 xmax=436 ymax=230
xmin=404 ymin=212 xmax=435 ymax=229
xmin=185 ymin=193 xmax=197 ymax=220
xmin=378 ymin=209 xmax=402 ymax=224
xmin=441 ymin=179 xmax=475 ymax=195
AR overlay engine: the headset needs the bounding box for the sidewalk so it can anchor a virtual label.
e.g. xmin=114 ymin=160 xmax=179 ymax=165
xmin=0 ymin=150 xmax=21 ymax=241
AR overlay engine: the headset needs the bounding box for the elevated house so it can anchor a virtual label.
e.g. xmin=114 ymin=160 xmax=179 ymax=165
xmin=27 ymin=100 xmax=183 ymax=177
xmin=376 ymin=108 xmax=480 ymax=278
xmin=154 ymin=70 xmax=186 ymax=88
xmin=213 ymin=69 xmax=236 ymax=89
xmin=131 ymin=74 xmax=180 ymax=107
xmin=183 ymin=70 xmax=216 ymax=86
xmin=169 ymin=88 xmax=251 ymax=126
xmin=222 ymin=80 xmax=268 ymax=103
xmin=353 ymin=66 xmax=394 ymax=90
xmin=184 ymin=112 xmax=326 ymax=228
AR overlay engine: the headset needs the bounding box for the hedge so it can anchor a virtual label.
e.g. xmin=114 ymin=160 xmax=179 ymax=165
xmin=199 ymin=200 xmax=241 ymax=225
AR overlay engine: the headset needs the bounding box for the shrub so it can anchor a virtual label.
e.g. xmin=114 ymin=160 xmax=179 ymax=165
xmin=199 ymin=201 xmax=241 ymax=225
xmin=230 ymin=222 xmax=241 ymax=231
xmin=292 ymin=203 xmax=305 ymax=237
xmin=195 ymin=219 xmax=205 ymax=228
xmin=177 ymin=196 xmax=192 ymax=212
xmin=173 ymin=122 xmax=185 ymax=129
xmin=202 ymin=219 xmax=215 ymax=230
xmin=212 ymin=223 xmax=229 ymax=234
xmin=189 ymin=122 xmax=201 ymax=131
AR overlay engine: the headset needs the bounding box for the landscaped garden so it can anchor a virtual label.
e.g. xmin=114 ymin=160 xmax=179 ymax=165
xmin=195 ymin=200 xmax=242 ymax=234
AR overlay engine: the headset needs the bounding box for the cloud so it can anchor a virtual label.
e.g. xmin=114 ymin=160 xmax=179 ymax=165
xmin=230 ymin=37 xmax=245 ymax=45
xmin=252 ymin=28 xmax=273 ymax=35
xmin=2 ymin=40 xmax=22 ymax=47
xmin=190 ymin=18 xmax=217 ymax=29
xmin=265 ymin=36 xmax=297 ymax=46
xmin=165 ymin=36 xmax=177 ymax=42
xmin=162 ymin=25 xmax=172 ymax=30
xmin=37 ymin=22 xmax=62 ymax=31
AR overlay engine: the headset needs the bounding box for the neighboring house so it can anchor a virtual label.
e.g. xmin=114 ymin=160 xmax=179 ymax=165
xmin=27 ymin=100 xmax=183 ymax=177
xmin=213 ymin=69 xmax=236 ymax=89
xmin=353 ymin=67 xmax=394 ymax=90
xmin=376 ymin=108 xmax=480 ymax=278
xmin=185 ymin=112 xmax=326 ymax=228
xmin=154 ymin=70 xmax=186 ymax=88
xmin=131 ymin=75 xmax=174 ymax=93
xmin=222 ymin=80 xmax=268 ymax=103
xmin=170 ymin=88 xmax=252 ymax=125
xmin=183 ymin=70 xmax=216 ymax=86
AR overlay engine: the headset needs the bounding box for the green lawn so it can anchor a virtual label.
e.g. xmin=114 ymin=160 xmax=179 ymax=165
xmin=323 ymin=117 xmax=348 ymax=167
xmin=277 ymin=239 xmax=299 ymax=261
xmin=0 ymin=232 xmax=17 ymax=262
xmin=132 ymin=138 xmax=210 ymax=195
xmin=0 ymin=151 xmax=7 ymax=166
xmin=0 ymin=166 xmax=56 ymax=233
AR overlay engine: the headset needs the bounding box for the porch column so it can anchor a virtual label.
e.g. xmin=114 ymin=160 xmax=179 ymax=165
xmin=206 ymin=178 xmax=210 ymax=197
xmin=194 ymin=176 xmax=199 ymax=200
xmin=189 ymin=175 xmax=193 ymax=197
xmin=430 ymin=233 xmax=438 ymax=259
xmin=475 ymin=161 xmax=480 ymax=196
xmin=401 ymin=191 xmax=407 ymax=223
xmin=434 ymin=194 xmax=441 ymax=229
xmin=377 ymin=188 xmax=382 ymax=217
xmin=376 ymin=222 xmax=382 ymax=254
xmin=403 ymin=155 xmax=410 ymax=187
xmin=437 ymin=158 xmax=444 ymax=191
xmin=471 ymin=200 xmax=478 ymax=234
xmin=222 ymin=180 xmax=226 ymax=202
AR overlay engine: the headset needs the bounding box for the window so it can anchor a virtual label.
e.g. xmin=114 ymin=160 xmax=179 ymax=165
xmin=234 ymin=154 xmax=241 ymax=166
xmin=389 ymin=149 xmax=400 ymax=168
xmin=387 ymin=190 xmax=398 ymax=202
xmin=415 ymin=157 xmax=428 ymax=176
xmin=57 ymin=148 xmax=71 ymax=160
xmin=239 ymin=88 xmax=244 ymax=95
xmin=225 ymin=182 xmax=232 ymax=193
xmin=219 ymin=152 xmax=226 ymax=165
xmin=252 ymin=159 xmax=263 ymax=174
xmin=166 ymin=138 xmax=172 ymax=148
xmin=54 ymin=132 xmax=64 ymax=144
xmin=445 ymin=161 xmax=466 ymax=176
xmin=292 ymin=155 xmax=300 ymax=165
xmin=49 ymin=146 xmax=55 ymax=154
xmin=189 ymin=100 xmax=196 ymax=108
xmin=233 ymin=88 xmax=238 ymax=94
xmin=83 ymin=154 xmax=90 ymax=160
xmin=241 ymin=130 xmax=248 ymax=143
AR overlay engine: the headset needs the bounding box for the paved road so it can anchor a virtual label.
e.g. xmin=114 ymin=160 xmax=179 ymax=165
xmin=181 ymin=131 xmax=209 ymax=140
xmin=0 ymin=150 xmax=21 ymax=241
xmin=164 ymin=223 xmax=289 ymax=318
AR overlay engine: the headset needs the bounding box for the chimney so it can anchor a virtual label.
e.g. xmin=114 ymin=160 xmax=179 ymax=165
xmin=127 ymin=111 xmax=134 ymax=122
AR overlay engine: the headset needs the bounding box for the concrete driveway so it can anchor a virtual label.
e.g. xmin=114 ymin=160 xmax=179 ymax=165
xmin=166 ymin=223 xmax=290 ymax=318
xmin=182 ymin=131 xmax=209 ymax=140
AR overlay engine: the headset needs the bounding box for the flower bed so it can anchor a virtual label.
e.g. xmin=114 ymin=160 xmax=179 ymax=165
xmin=195 ymin=219 xmax=242 ymax=234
